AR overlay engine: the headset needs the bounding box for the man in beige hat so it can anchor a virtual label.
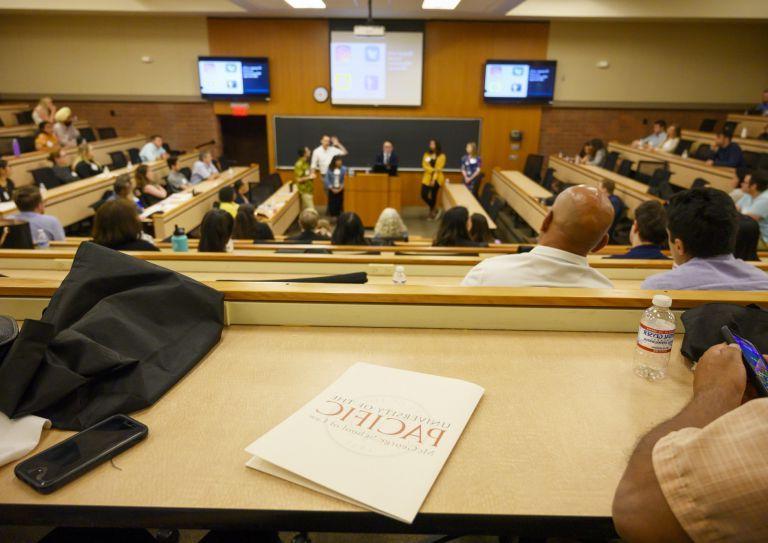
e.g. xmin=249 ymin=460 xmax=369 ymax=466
xmin=52 ymin=106 xmax=80 ymax=148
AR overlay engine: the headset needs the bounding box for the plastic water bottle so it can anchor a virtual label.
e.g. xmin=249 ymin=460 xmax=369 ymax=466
xmin=633 ymin=295 xmax=676 ymax=381
xmin=11 ymin=138 xmax=21 ymax=157
xmin=740 ymin=127 xmax=748 ymax=139
xmin=681 ymin=149 xmax=689 ymax=159
xmin=39 ymin=184 xmax=47 ymax=197
xmin=34 ymin=228 xmax=49 ymax=249
xmin=171 ymin=225 xmax=188 ymax=252
xmin=392 ymin=265 xmax=407 ymax=285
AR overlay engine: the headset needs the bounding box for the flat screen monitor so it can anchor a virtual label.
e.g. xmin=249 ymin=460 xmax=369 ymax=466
xmin=330 ymin=30 xmax=423 ymax=107
xmin=483 ymin=60 xmax=557 ymax=104
xmin=197 ymin=56 xmax=270 ymax=100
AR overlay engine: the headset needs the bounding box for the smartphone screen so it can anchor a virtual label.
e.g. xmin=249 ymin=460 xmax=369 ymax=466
xmin=730 ymin=332 xmax=768 ymax=393
xmin=16 ymin=415 xmax=146 ymax=492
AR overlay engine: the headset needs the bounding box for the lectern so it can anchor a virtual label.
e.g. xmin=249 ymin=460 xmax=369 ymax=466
xmin=344 ymin=173 xmax=401 ymax=227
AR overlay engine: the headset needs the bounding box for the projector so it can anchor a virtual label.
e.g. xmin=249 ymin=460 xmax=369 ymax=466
xmin=354 ymin=25 xmax=385 ymax=37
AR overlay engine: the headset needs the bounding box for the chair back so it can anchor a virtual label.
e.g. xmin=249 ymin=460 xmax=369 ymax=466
xmin=602 ymin=151 xmax=619 ymax=171
xmin=722 ymin=121 xmax=738 ymax=136
xmin=693 ymin=144 xmax=711 ymax=161
xmin=31 ymin=167 xmax=59 ymax=188
xmin=635 ymin=160 xmax=667 ymax=183
xmin=617 ymin=159 xmax=633 ymax=177
xmin=109 ymin=151 xmax=128 ymax=169
xmin=17 ymin=136 xmax=35 ymax=153
xmin=79 ymin=127 xmax=97 ymax=142
xmin=127 ymin=148 xmax=141 ymax=164
xmin=698 ymin=118 xmax=717 ymax=132
xmin=523 ymin=154 xmax=544 ymax=182
xmin=541 ymin=167 xmax=555 ymax=191
xmin=648 ymin=169 xmax=674 ymax=200
xmin=674 ymin=139 xmax=693 ymax=156
xmin=0 ymin=219 xmax=33 ymax=249
xmin=15 ymin=111 xmax=33 ymax=125
xmin=97 ymin=127 xmax=118 ymax=139
xmin=479 ymin=182 xmax=495 ymax=212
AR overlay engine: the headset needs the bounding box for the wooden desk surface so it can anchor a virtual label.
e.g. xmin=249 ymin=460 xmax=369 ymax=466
xmin=681 ymin=129 xmax=768 ymax=155
xmin=256 ymin=180 xmax=300 ymax=235
xmin=726 ymin=113 xmax=768 ymax=139
xmin=0 ymin=120 xmax=88 ymax=140
xmin=501 ymin=170 xmax=552 ymax=200
xmin=490 ymin=169 xmax=549 ymax=234
xmin=0 ymin=325 xmax=692 ymax=534
xmin=608 ymin=142 xmax=734 ymax=191
xmin=0 ymin=103 xmax=30 ymax=126
xmin=440 ymin=182 xmax=496 ymax=229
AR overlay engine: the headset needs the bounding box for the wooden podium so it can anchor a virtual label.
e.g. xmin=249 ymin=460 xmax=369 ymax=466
xmin=345 ymin=173 xmax=402 ymax=227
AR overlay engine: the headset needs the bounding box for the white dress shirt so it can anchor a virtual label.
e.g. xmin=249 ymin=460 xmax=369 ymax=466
xmin=310 ymin=145 xmax=342 ymax=175
xmin=659 ymin=137 xmax=680 ymax=153
xmin=191 ymin=160 xmax=219 ymax=184
xmin=461 ymin=245 xmax=613 ymax=288
xmin=139 ymin=142 xmax=166 ymax=163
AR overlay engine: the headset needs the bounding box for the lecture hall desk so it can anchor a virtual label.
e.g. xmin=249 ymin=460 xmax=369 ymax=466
xmin=681 ymin=129 xmax=768 ymax=155
xmin=726 ymin=113 xmax=767 ymax=139
xmin=2 ymin=281 xmax=767 ymax=537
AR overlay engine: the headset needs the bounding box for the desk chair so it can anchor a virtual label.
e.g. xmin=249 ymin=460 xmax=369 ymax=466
xmin=79 ymin=127 xmax=97 ymax=142
xmin=693 ymin=144 xmax=711 ymax=161
xmin=479 ymin=183 xmax=495 ymax=213
xmin=602 ymin=151 xmax=619 ymax=171
xmin=127 ymin=148 xmax=141 ymax=164
xmin=31 ymin=167 xmax=59 ymax=189
xmin=743 ymin=150 xmax=761 ymax=170
xmin=17 ymin=136 xmax=35 ymax=153
xmin=487 ymin=195 xmax=505 ymax=221
xmin=251 ymin=172 xmax=283 ymax=205
xmin=180 ymin=166 xmax=192 ymax=181
xmin=15 ymin=111 xmax=33 ymax=125
xmin=648 ymin=169 xmax=674 ymax=200
xmin=722 ymin=121 xmax=738 ymax=136
xmin=635 ymin=160 xmax=667 ymax=184
xmin=109 ymin=151 xmax=128 ymax=169
xmin=698 ymin=118 xmax=718 ymax=132
xmin=617 ymin=159 xmax=633 ymax=178
xmin=674 ymin=139 xmax=693 ymax=156
xmin=97 ymin=127 xmax=118 ymax=139
xmin=541 ymin=167 xmax=555 ymax=191
xmin=758 ymin=153 xmax=768 ymax=170
xmin=523 ymin=154 xmax=544 ymax=182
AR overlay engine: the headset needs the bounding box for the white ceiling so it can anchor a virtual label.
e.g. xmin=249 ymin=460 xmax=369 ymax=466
xmin=0 ymin=0 xmax=765 ymax=20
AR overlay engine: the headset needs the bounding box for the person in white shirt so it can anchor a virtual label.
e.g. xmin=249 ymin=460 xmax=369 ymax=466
xmin=632 ymin=119 xmax=668 ymax=149
xmin=191 ymin=150 xmax=219 ymax=184
xmin=461 ymin=185 xmax=615 ymax=288
xmin=52 ymin=107 xmax=80 ymax=148
xmin=657 ymin=124 xmax=681 ymax=154
xmin=310 ymin=135 xmax=348 ymax=176
xmin=139 ymin=135 xmax=169 ymax=163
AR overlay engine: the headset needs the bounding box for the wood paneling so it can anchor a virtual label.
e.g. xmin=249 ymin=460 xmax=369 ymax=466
xmin=208 ymin=19 xmax=548 ymax=204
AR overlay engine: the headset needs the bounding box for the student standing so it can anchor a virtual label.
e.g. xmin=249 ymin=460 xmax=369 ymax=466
xmin=460 ymin=142 xmax=483 ymax=196
xmin=310 ymin=135 xmax=347 ymax=178
xmin=324 ymin=155 xmax=346 ymax=219
xmin=294 ymin=146 xmax=315 ymax=210
xmin=421 ymin=139 xmax=446 ymax=220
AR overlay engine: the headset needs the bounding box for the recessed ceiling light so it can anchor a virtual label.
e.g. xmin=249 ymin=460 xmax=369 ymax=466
xmin=285 ymin=0 xmax=326 ymax=8
xmin=422 ymin=0 xmax=461 ymax=9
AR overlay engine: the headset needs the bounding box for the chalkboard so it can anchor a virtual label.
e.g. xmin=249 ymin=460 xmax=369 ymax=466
xmin=274 ymin=116 xmax=481 ymax=171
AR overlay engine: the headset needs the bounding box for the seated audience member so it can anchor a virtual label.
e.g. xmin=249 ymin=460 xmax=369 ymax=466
xmin=641 ymin=188 xmax=768 ymax=291
xmin=165 ymin=157 xmax=189 ymax=192
xmin=139 ymin=135 xmax=169 ymax=163
xmin=758 ymin=123 xmax=768 ymax=140
xmin=599 ymin=180 xmax=625 ymax=241
xmin=613 ymin=343 xmax=768 ymax=543
xmin=753 ymin=88 xmax=768 ymax=115
xmin=737 ymin=169 xmax=768 ymax=249
xmin=469 ymin=213 xmax=498 ymax=245
xmin=288 ymin=208 xmax=328 ymax=242
xmin=315 ymin=218 xmax=333 ymax=239
xmin=217 ymin=186 xmax=238 ymax=218
xmin=191 ymin=151 xmax=219 ymax=184
xmin=32 ymin=96 xmax=57 ymax=126
xmin=10 ymin=185 xmax=65 ymax=242
xmin=730 ymin=167 xmax=751 ymax=202
xmin=331 ymin=212 xmax=367 ymax=246
xmin=543 ymin=178 xmax=569 ymax=207
xmin=34 ymin=121 xmax=60 ymax=153
xmin=734 ymin=215 xmax=760 ymax=261
xmin=111 ymin=174 xmax=144 ymax=212
xmin=93 ymin=199 xmax=158 ymax=252
xmin=632 ymin=119 xmax=668 ymax=149
xmin=462 ymin=186 xmax=614 ymax=287
xmin=73 ymin=142 xmax=104 ymax=179
xmin=578 ymin=139 xmax=607 ymax=166
xmin=52 ymin=107 xmax=80 ymax=148
xmin=657 ymin=124 xmax=680 ymax=153
xmin=49 ymin=149 xmax=78 ymax=187
xmin=198 ymin=209 xmax=234 ymax=252
xmin=134 ymin=164 xmax=167 ymax=206
xmin=372 ymin=207 xmax=408 ymax=244
xmin=705 ymin=131 xmax=744 ymax=168
xmin=460 ymin=142 xmax=483 ymax=196
xmin=232 ymin=204 xmax=274 ymax=242
xmin=234 ymin=179 xmax=249 ymax=205
xmin=608 ymin=201 xmax=669 ymax=260
xmin=434 ymin=206 xmax=487 ymax=248
xmin=324 ymin=155 xmax=347 ymax=219
xmin=0 ymin=160 xmax=15 ymax=202
xmin=294 ymin=146 xmax=315 ymax=210
xmin=374 ymin=140 xmax=399 ymax=176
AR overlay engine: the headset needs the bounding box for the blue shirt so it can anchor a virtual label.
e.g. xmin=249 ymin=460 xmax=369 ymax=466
xmin=461 ymin=155 xmax=482 ymax=179
xmin=139 ymin=142 xmax=166 ymax=163
xmin=10 ymin=211 xmax=65 ymax=242
xmin=711 ymin=142 xmax=744 ymax=168
xmin=738 ymin=191 xmax=768 ymax=242
xmin=324 ymin=166 xmax=347 ymax=190
xmin=641 ymin=255 xmax=768 ymax=291
xmin=607 ymin=244 xmax=669 ymax=260
xmin=641 ymin=132 xmax=667 ymax=148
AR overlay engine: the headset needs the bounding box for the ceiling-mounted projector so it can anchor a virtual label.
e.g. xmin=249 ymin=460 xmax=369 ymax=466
xmin=354 ymin=25 xmax=385 ymax=36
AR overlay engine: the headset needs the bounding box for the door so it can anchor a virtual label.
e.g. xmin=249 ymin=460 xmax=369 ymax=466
xmin=218 ymin=115 xmax=269 ymax=179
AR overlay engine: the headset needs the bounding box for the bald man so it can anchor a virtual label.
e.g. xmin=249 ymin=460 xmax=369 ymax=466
xmin=461 ymin=185 xmax=615 ymax=287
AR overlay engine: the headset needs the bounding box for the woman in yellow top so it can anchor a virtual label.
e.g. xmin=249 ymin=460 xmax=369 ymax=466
xmin=34 ymin=122 xmax=60 ymax=153
xmin=421 ymin=139 xmax=446 ymax=220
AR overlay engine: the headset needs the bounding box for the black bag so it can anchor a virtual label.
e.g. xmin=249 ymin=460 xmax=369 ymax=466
xmin=681 ymin=303 xmax=768 ymax=362
xmin=0 ymin=242 xmax=224 ymax=430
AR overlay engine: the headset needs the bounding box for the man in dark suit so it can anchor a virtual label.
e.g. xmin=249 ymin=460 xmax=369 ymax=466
xmin=373 ymin=140 xmax=399 ymax=176
xmin=288 ymin=208 xmax=330 ymax=242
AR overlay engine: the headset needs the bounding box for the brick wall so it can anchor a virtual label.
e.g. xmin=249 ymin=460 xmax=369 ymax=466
xmin=538 ymin=107 xmax=730 ymax=158
xmin=66 ymin=101 xmax=221 ymax=155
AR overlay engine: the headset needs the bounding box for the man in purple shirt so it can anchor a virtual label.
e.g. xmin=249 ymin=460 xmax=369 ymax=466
xmin=642 ymin=188 xmax=768 ymax=291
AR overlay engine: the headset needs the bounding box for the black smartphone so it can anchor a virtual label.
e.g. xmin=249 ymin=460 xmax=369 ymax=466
xmin=721 ymin=326 xmax=768 ymax=397
xmin=15 ymin=414 xmax=148 ymax=494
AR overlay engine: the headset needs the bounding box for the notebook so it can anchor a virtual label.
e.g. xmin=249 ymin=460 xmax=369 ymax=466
xmin=245 ymin=362 xmax=484 ymax=523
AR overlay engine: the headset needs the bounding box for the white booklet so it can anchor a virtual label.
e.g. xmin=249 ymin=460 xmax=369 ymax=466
xmin=245 ymin=362 xmax=484 ymax=524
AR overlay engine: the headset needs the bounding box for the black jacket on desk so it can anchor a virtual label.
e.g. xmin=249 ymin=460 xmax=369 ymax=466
xmin=374 ymin=152 xmax=399 ymax=175
xmin=74 ymin=160 xmax=103 ymax=180
xmin=51 ymin=166 xmax=78 ymax=187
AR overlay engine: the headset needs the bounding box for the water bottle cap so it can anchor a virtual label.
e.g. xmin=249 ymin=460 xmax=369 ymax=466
xmin=395 ymin=265 xmax=405 ymax=272
xmin=173 ymin=225 xmax=185 ymax=236
xmin=652 ymin=294 xmax=672 ymax=308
